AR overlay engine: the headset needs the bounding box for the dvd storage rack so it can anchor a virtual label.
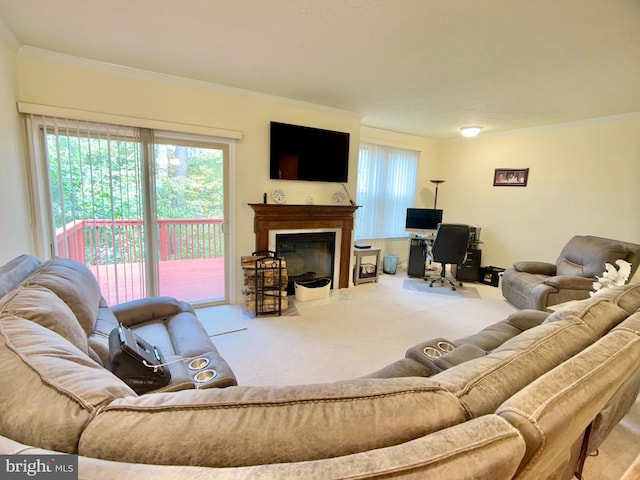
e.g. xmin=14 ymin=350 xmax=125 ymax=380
xmin=241 ymin=250 xmax=288 ymax=316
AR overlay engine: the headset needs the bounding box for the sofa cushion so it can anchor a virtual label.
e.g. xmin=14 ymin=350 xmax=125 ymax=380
xmin=556 ymin=236 xmax=629 ymax=277
xmin=0 ymin=284 xmax=89 ymax=355
xmin=590 ymin=283 xmax=640 ymax=316
xmin=0 ymin=316 xmax=135 ymax=453
xmin=431 ymin=318 xmax=598 ymax=418
xmin=544 ymin=297 xmax=627 ymax=338
xmin=434 ymin=343 xmax=487 ymax=370
xmin=453 ymin=322 xmax=523 ymax=351
xmin=25 ymin=258 xmax=103 ymax=336
xmin=79 ymin=377 xmax=468 ymax=467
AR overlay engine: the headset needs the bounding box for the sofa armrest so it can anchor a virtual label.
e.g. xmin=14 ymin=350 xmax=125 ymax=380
xmin=111 ymin=296 xmax=188 ymax=327
xmin=513 ymin=261 xmax=557 ymax=275
xmin=543 ymin=275 xmax=595 ymax=290
xmin=506 ymin=310 xmax=550 ymax=331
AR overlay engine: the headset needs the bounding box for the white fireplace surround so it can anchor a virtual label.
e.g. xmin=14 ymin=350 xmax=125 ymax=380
xmin=269 ymin=228 xmax=342 ymax=288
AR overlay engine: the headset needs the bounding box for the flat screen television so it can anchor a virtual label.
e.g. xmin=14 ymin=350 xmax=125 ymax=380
xmin=405 ymin=208 xmax=443 ymax=232
xmin=270 ymin=121 xmax=350 ymax=182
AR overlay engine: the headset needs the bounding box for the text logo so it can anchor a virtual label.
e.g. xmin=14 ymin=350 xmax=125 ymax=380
xmin=0 ymin=455 xmax=78 ymax=479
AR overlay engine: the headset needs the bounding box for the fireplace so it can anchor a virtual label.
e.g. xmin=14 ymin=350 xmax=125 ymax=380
xmin=272 ymin=231 xmax=338 ymax=294
xmin=250 ymin=204 xmax=359 ymax=289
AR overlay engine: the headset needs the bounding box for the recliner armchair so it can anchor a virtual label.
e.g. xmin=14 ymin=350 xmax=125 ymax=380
xmin=501 ymin=235 xmax=640 ymax=310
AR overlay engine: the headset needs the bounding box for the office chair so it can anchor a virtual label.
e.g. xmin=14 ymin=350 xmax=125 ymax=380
xmin=428 ymin=224 xmax=470 ymax=290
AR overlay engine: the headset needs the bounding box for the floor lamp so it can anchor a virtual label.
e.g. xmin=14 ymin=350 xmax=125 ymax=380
xmin=430 ymin=180 xmax=445 ymax=209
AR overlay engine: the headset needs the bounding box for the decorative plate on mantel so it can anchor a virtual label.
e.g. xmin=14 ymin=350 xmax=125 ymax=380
xmin=271 ymin=189 xmax=286 ymax=204
xmin=332 ymin=191 xmax=346 ymax=204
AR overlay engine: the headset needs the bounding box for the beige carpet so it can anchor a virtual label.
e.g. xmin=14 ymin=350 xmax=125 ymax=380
xmin=197 ymin=269 xmax=640 ymax=479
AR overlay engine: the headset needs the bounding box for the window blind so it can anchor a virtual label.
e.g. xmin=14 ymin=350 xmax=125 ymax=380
xmin=355 ymin=143 xmax=418 ymax=239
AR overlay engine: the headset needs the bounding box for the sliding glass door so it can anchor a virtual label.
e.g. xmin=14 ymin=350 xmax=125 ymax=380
xmin=153 ymin=134 xmax=228 ymax=303
xmin=29 ymin=116 xmax=229 ymax=306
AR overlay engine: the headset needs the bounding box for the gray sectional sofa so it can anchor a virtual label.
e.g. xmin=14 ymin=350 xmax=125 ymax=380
xmin=1 ymin=254 xmax=640 ymax=479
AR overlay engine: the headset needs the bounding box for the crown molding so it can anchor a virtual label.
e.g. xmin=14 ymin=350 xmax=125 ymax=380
xmin=17 ymin=46 xmax=362 ymax=120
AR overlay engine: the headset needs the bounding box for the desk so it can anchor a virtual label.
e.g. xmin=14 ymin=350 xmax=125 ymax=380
xmin=353 ymin=247 xmax=381 ymax=285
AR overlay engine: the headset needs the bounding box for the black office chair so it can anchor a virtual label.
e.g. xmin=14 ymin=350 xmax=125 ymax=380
xmin=428 ymin=224 xmax=470 ymax=290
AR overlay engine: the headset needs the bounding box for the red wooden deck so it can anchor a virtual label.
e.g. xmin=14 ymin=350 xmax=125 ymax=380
xmin=89 ymin=257 xmax=225 ymax=305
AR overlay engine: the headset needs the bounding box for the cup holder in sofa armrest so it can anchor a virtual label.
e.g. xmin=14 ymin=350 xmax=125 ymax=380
xmin=156 ymin=354 xmax=237 ymax=392
xmin=437 ymin=341 xmax=455 ymax=352
xmin=423 ymin=347 xmax=441 ymax=358
xmin=188 ymin=357 xmax=210 ymax=371
xmin=424 ymin=341 xmax=456 ymax=357
xmin=405 ymin=337 xmax=455 ymax=369
xmin=193 ymin=369 xmax=218 ymax=384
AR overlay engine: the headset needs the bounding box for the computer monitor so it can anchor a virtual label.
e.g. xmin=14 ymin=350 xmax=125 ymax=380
xmin=405 ymin=208 xmax=443 ymax=233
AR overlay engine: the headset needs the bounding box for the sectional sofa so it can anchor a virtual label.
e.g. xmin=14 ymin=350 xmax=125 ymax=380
xmin=1 ymin=254 xmax=640 ymax=479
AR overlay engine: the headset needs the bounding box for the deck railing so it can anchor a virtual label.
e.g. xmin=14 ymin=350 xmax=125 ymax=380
xmin=56 ymin=218 xmax=224 ymax=265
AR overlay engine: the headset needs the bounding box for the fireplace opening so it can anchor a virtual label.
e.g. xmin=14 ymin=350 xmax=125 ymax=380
xmin=276 ymin=232 xmax=336 ymax=295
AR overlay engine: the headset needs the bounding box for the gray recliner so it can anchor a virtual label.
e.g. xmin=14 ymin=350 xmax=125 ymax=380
xmin=501 ymin=235 xmax=640 ymax=310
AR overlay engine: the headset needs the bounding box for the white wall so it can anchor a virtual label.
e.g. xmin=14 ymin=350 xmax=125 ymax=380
xmin=438 ymin=116 xmax=640 ymax=280
xmin=0 ymin=35 xmax=33 ymax=263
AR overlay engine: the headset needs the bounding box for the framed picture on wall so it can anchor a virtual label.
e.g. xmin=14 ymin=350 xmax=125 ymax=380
xmin=493 ymin=168 xmax=529 ymax=186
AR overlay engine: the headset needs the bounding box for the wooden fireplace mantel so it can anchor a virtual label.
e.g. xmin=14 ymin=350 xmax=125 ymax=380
xmin=249 ymin=204 xmax=359 ymax=289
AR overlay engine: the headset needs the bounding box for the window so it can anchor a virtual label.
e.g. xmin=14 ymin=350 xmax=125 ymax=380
xmin=25 ymin=115 xmax=231 ymax=305
xmin=355 ymin=143 xmax=418 ymax=239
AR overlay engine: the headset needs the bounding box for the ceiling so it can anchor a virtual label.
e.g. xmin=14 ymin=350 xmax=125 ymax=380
xmin=1 ymin=0 xmax=639 ymax=139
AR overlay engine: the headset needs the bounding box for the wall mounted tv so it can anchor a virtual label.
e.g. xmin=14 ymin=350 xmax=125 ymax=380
xmin=405 ymin=208 xmax=443 ymax=232
xmin=270 ymin=121 xmax=350 ymax=182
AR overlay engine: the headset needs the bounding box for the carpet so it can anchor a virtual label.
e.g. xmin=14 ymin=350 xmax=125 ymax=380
xmin=402 ymin=278 xmax=481 ymax=299
xmin=293 ymin=289 xmax=353 ymax=312
xmin=245 ymin=302 xmax=300 ymax=318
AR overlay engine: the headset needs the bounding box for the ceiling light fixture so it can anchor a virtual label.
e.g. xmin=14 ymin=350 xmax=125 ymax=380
xmin=461 ymin=126 xmax=482 ymax=138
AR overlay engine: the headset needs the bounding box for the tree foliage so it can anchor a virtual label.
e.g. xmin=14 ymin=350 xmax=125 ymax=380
xmin=47 ymin=134 xmax=224 ymax=229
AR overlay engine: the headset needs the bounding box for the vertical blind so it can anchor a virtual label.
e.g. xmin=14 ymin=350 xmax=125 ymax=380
xmin=33 ymin=115 xmax=148 ymax=304
xmin=355 ymin=143 xmax=418 ymax=239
